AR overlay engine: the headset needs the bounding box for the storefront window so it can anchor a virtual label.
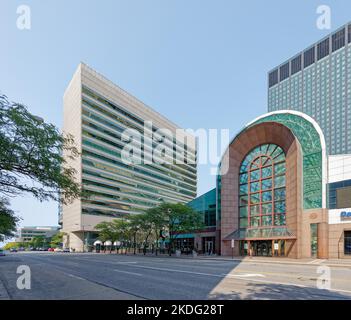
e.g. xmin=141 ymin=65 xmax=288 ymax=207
xmin=239 ymin=144 xmax=286 ymax=228
xmin=345 ymin=231 xmax=351 ymax=255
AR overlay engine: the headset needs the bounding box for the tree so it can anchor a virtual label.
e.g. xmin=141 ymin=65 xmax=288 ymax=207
xmin=50 ymin=232 xmax=66 ymax=248
xmin=0 ymin=94 xmax=83 ymax=239
xmin=144 ymin=206 xmax=166 ymax=256
xmin=151 ymin=203 xmax=204 ymax=256
xmin=29 ymin=236 xmax=46 ymax=249
xmin=127 ymin=214 xmax=144 ymax=255
xmin=3 ymin=241 xmax=22 ymax=250
xmin=139 ymin=209 xmax=153 ymax=255
xmin=0 ymin=94 xmax=82 ymax=204
xmin=95 ymin=221 xmax=116 ymax=253
xmin=111 ymin=219 xmax=132 ymax=254
xmin=0 ymin=197 xmax=20 ymax=241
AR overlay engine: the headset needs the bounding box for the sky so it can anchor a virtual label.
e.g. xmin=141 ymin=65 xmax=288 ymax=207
xmin=0 ymin=0 xmax=350 ymax=234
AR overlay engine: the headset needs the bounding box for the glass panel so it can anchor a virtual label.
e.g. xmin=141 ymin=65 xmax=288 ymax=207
xmin=250 ymin=217 xmax=260 ymax=227
xmin=274 ymin=214 xmax=286 ymax=226
xmin=275 ymin=201 xmax=286 ymax=213
xmin=250 ymin=205 xmax=260 ymax=216
xmin=250 ymin=182 xmax=260 ymax=193
xmin=240 ymin=206 xmax=248 ymax=217
xmin=240 ymin=163 xmax=248 ymax=173
xmin=274 ymin=163 xmax=286 ymax=175
xmin=240 ymin=184 xmax=248 ymax=195
xmin=261 ymin=156 xmax=272 ymax=166
xmin=262 ymin=203 xmax=272 ymax=214
xmin=262 ymin=215 xmax=272 ymax=226
xmin=274 ymin=188 xmax=285 ymax=201
xmin=261 ymin=191 xmax=272 ymax=202
xmin=250 ymin=170 xmax=260 ymax=181
xmin=274 ymin=175 xmax=285 ymax=188
xmin=267 ymin=144 xmax=277 ymax=156
xmin=274 ymin=153 xmax=285 ymax=163
xmin=240 ymin=218 xmax=248 ymax=228
xmin=271 ymin=148 xmax=283 ymax=159
xmin=239 ymin=195 xmax=248 ymax=206
xmin=240 ymin=173 xmax=248 ymax=184
xmin=261 ymin=166 xmax=272 ymax=179
xmin=250 ymin=193 xmax=260 ymax=204
xmin=262 ymin=178 xmax=272 ymax=190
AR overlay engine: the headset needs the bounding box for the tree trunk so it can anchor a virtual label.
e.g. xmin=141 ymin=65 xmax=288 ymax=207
xmin=133 ymin=235 xmax=136 ymax=255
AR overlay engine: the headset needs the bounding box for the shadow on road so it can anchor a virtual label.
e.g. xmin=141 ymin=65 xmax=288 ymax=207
xmin=208 ymin=281 xmax=351 ymax=300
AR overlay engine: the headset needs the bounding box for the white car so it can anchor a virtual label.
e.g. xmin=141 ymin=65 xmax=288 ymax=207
xmin=0 ymin=249 xmax=5 ymax=256
xmin=54 ymin=248 xmax=63 ymax=252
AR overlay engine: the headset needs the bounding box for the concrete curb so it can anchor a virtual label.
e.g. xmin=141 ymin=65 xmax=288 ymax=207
xmin=92 ymin=252 xmax=351 ymax=268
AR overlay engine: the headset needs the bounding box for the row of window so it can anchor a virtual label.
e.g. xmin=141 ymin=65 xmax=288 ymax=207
xmin=269 ymin=25 xmax=351 ymax=87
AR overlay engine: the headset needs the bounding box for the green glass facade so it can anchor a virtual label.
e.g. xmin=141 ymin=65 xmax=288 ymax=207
xmin=188 ymin=188 xmax=216 ymax=227
xmin=249 ymin=113 xmax=323 ymax=209
xmin=217 ymin=112 xmax=323 ymax=220
xmin=81 ymin=86 xmax=197 ymax=218
xmin=268 ymin=23 xmax=351 ymax=155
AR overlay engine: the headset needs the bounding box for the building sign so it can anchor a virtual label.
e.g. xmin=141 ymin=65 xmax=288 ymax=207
xmin=340 ymin=211 xmax=351 ymax=221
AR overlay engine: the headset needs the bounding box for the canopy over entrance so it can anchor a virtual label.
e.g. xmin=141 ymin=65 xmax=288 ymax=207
xmin=224 ymin=227 xmax=296 ymax=241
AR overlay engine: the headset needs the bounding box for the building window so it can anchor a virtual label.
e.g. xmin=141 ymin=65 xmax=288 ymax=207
xmin=279 ymin=63 xmax=290 ymax=82
xmin=317 ymin=38 xmax=330 ymax=60
xmin=304 ymin=47 xmax=315 ymax=68
xmin=332 ymin=28 xmax=346 ymax=52
xmin=311 ymin=224 xmax=318 ymax=257
xmin=239 ymin=144 xmax=286 ymax=229
xmin=291 ymin=55 xmax=302 ymax=75
xmin=269 ymin=69 xmax=279 ymax=88
xmin=348 ymin=24 xmax=351 ymax=43
xmin=337 ymin=186 xmax=351 ymax=208
xmin=328 ymin=179 xmax=351 ymax=209
xmin=345 ymin=231 xmax=351 ymax=255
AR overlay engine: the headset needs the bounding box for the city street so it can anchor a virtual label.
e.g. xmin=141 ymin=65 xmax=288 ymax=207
xmin=1 ymin=252 xmax=351 ymax=300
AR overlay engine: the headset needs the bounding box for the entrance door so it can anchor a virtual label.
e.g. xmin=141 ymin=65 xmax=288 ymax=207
xmin=252 ymin=241 xmax=272 ymax=256
xmin=205 ymin=241 xmax=213 ymax=255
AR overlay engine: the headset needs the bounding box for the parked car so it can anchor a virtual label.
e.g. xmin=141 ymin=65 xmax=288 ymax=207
xmin=54 ymin=248 xmax=63 ymax=252
xmin=48 ymin=248 xmax=55 ymax=252
xmin=63 ymin=248 xmax=70 ymax=253
xmin=10 ymin=248 xmax=18 ymax=253
xmin=0 ymin=249 xmax=5 ymax=256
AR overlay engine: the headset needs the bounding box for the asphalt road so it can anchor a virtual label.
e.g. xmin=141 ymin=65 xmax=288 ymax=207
xmin=1 ymin=252 xmax=351 ymax=300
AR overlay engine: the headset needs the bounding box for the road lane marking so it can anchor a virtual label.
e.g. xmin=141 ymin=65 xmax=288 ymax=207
xmin=113 ymin=269 xmax=142 ymax=276
xmin=226 ymin=273 xmax=266 ymax=278
xmin=308 ymin=259 xmax=325 ymax=264
xmin=68 ymin=274 xmax=86 ymax=281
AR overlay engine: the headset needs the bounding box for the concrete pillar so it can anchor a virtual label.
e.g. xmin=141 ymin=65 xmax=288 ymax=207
xmin=317 ymin=222 xmax=329 ymax=259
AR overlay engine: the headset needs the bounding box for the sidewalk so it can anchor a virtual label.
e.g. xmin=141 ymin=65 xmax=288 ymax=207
xmin=195 ymin=255 xmax=351 ymax=268
xmin=92 ymin=251 xmax=351 ymax=268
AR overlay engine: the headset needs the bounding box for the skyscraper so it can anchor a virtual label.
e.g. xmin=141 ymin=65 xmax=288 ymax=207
xmin=61 ymin=63 xmax=197 ymax=251
xmin=268 ymin=23 xmax=351 ymax=155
